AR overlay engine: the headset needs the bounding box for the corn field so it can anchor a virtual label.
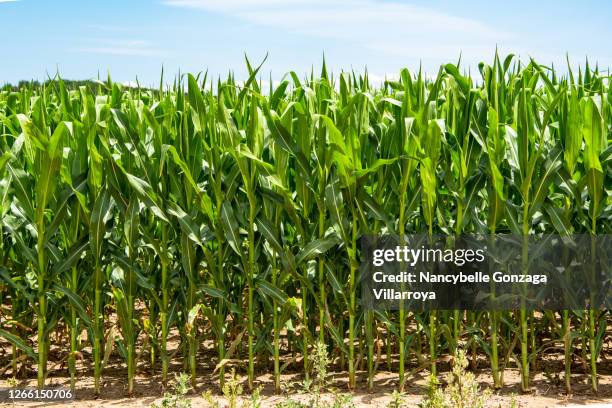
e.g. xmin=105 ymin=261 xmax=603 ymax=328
xmin=0 ymin=54 xmax=610 ymax=397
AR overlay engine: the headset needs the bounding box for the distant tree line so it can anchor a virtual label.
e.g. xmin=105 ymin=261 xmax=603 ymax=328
xmin=1 ymin=79 xmax=106 ymax=92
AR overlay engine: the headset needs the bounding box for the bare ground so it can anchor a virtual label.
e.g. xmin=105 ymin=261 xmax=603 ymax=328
xmin=1 ymin=351 xmax=612 ymax=407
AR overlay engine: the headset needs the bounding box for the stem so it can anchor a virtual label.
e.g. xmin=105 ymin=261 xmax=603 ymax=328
xmin=491 ymin=311 xmax=500 ymax=388
xmin=338 ymin=318 xmax=345 ymax=371
xmin=520 ymin=197 xmax=530 ymax=392
xmin=217 ymin=311 xmax=225 ymax=389
xmin=453 ymin=193 xmax=463 ymax=356
xmin=127 ymin=333 xmax=134 ymax=396
xmin=430 ymin=312 xmax=436 ymax=376
xmin=398 ymin=199 xmax=406 ymax=391
xmin=273 ymin=261 xmax=280 ymax=393
xmin=562 ymin=310 xmax=571 ymax=394
xmin=216 ymin=207 xmax=226 ymax=389
xmin=247 ymin=199 xmax=256 ymax=390
xmin=94 ymin=262 xmax=102 ymax=395
xmin=318 ymin=203 xmax=326 ymax=344
xmin=70 ymin=265 xmax=78 ymax=391
xmin=581 ymin=317 xmax=587 ymax=375
xmin=127 ymin=246 xmax=135 ymax=396
xmin=347 ymin=204 xmax=357 ymax=390
xmin=302 ymin=263 xmax=309 ymax=383
xmin=520 ymin=308 xmax=529 ymax=392
xmin=366 ymin=311 xmax=374 ymax=390
xmin=428 ymin=225 xmax=436 ymax=377
xmin=189 ymin=278 xmax=197 ymax=388
xmin=150 ymin=303 xmax=157 ymax=376
xmin=589 ymin=233 xmax=598 ymax=393
xmin=490 ymin=228 xmax=500 ymax=388
xmin=127 ymin=309 xmax=134 ymax=394
xmin=589 ymin=309 xmax=597 ymax=392
xmin=160 ymin=225 xmax=169 ymax=385
xmin=69 ymin=208 xmax=81 ymax=392
xmin=36 ymin=225 xmax=47 ymax=389
xmin=530 ymin=314 xmax=536 ymax=372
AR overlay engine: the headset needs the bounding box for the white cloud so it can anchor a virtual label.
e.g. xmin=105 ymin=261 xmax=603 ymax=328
xmin=164 ymin=0 xmax=318 ymax=13
xmin=0 ymin=0 xmax=20 ymax=3
xmin=73 ymin=40 xmax=167 ymax=57
xmin=163 ymin=0 xmax=513 ymax=64
xmin=122 ymin=80 xmax=141 ymax=88
xmin=367 ymin=72 xmax=399 ymax=84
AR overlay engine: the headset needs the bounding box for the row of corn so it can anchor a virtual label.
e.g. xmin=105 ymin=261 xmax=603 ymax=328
xmin=0 ymin=54 xmax=610 ymax=396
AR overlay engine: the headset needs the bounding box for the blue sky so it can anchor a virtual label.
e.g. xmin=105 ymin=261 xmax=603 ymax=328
xmin=1 ymin=0 xmax=610 ymax=86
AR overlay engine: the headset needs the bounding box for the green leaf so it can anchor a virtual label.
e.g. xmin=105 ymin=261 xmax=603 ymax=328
xmin=582 ymin=97 xmax=604 ymax=221
xmin=529 ymin=150 xmax=562 ymax=217
xmin=53 ymin=284 xmax=92 ymax=327
xmin=256 ymin=217 xmax=283 ymax=253
xmin=124 ymin=173 xmax=169 ymax=222
xmin=0 ymin=267 xmax=35 ymax=303
xmin=0 ymin=329 xmax=36 ymax=359
xmin=295 ymin=236 xmax=340 ymax=264
xmin=187 ymin=73 xmax=207 ymax=133
xmin=353 ymin=157 xmax=399 ymax=177
xmin=52 ymin=238 xmax=88 ymax=275
xmin=90 ymin=187 xmax=114 ymax=261
xmin=200 ymin=285 xmax=226 ymax=299
xmin=0 ymin=151 xmax=11 ymax=175
xmin=325 ymin=177 xmax=347 ymax=242
xmin=544 ymin=204 xmax=572 ymax=236
xmin=220 ymin=201 xmax=242 ymax=256
xmin=256 ymin=278 xmax=288 ymax=306
xmin=420 ymin=157 xmax=437 ymax=230
xmin=168 ymin=202 xmax=201 ymax=245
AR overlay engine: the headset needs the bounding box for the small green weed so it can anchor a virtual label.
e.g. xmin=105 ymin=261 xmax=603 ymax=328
xmin=151 ymin=373 xmax=192 ymax=408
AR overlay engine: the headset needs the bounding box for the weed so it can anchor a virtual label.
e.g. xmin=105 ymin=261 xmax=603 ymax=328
xmin=151 ymin=373 xmax=192 ymax=408
xmin=420 ymin=374 xmax=446 ymax=408
xmin=223 ymin=369 xmax=244 ymax=408
xmin=387 ymin=390 xmax=405 ymax=408
xmin=203 ymin=390 xmax=221 ymax=408
xmin=420 ymin=349 xmax=492 ymax=408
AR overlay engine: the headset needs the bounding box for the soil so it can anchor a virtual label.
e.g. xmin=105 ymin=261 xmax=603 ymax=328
xmin=1 ymin=355 xmax=612 ymax=407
